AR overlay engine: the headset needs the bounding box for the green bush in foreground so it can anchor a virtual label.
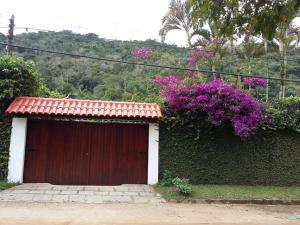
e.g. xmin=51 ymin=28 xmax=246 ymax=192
xmin=172 ymin=177 xmax=192 ymax=196
xmin=159 ymin=170 xmax=174 ymax=187
xmin=159 ymin=170 xmax=192 ymax=196
xmin=0 ymin=56 xmax=46 ymax=180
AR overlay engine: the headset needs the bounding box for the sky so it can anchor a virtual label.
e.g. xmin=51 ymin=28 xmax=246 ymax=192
xmin=0 ymin=0 xmax=188 ymax=46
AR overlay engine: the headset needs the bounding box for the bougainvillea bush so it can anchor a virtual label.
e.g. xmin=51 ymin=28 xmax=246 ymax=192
xmin=153 ymin=76 xmax=263 ymax=139
xmin=188 ymin=48 xmax=214 ymax=67
xmin=243 ymin=78 xmax=267 ymax=88
xmin=131 ymin=48 xmax=152 ymax=59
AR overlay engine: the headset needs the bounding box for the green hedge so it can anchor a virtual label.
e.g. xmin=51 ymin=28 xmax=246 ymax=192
xmin=0 ymin=117 xmax=11 ymax=180
xmin=0 ymin=56 xmax=46 ymax=180
xmin=159 ymin=116 xmax=300 ymax=186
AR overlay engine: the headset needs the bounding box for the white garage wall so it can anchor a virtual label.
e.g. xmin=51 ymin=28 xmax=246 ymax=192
xmin=148 ymin=123 xmax=159 ymax=184
xmin=7 ymin=117 xmax=27 ymax=183
xmin=7 ymin=118 xmax=159 ymax=185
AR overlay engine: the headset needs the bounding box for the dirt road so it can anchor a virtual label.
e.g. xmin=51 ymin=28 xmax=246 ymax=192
xmin=0 ymin=201 xmax=299 ymax=225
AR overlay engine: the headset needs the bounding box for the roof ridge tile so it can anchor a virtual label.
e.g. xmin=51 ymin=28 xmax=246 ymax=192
xmin=5 ymin=96 xmax=162 ymax=121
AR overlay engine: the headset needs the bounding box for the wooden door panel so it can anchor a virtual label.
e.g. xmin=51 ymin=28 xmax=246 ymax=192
xmin=61 ymin=122 xmax=77 ymax=185
xmin=45 ymin=121 xmax=65 ymax=184
xmin=71 ymin=122 xmax=90 ymax=185
xmin=118 ymin=124 xmax=148 ymax=184
xmin=24 ymin=120 xmax=49 ymax=183
xmin=24 ymin=120 xmax=148 ymax=185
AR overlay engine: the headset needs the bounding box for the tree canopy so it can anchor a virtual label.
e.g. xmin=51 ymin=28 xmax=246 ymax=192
xmin=0 ymin=56 xmax=45 ymax=112
xmin=190 ymin=0 xmax=300 ymax=40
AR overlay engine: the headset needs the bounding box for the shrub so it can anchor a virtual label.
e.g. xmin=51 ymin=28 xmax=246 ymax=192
xmin=159 ymin=170 xmax=174 ymax=187
xmin=0 ymin=56 xmax=46 ymax=180
xmin=187 ymin=48 xmax=214 ymax=67
xmin=131 ymin=48 xmax=152 ymax=59
xmin=159 ymin=112 xmax=300 ymax=186
xmin=172 ymin=177 xmax=192 ymax=196
xmin=243 ymin=78 xmax=267 ymax=88
xmin=153 ymin=76 xmax=263 ymax=138
xmin=0 ymin=56 xmax=45 ymax=112
xmin=263 ymin=96 xmax=300 ymax=132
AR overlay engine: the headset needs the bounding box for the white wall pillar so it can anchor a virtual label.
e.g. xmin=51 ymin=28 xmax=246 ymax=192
xmin=7 ymin=117 xmax=27 ymax=183
xmin=148 ymin=123 xmax=159 ymax=184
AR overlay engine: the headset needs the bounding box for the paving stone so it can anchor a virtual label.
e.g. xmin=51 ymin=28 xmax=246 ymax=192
xmin=93 ymin=191 xmax=109 ymax=195
xmin=33 ymin=194 xmax=53 ymax=202
xmin=44 ymin=190 xmax=61 ymax=195
xmin=128 ymin=187 xmax=152 ymax=192
xmin=29 ymin=190 xmax=46 ymax=194
xmin=14 ymin=194 xmax=34 ymax=201
xmin=52 ymin=195 xmax=69 ymax=202
xmin=69 ymin=194 xmax=87 ymax=203
xmin=67 ymin=186 xmax=85 ymax=191
xmin=52 ymin=186 xmax=69 ymax=191
xmin=1 ymin=183 xmax=165 ymax=204
xmin=0 ymin=194 xmax=16 ymax=201
xmin=0 ymin=190 xmax=12 ymax=194
xmin=60 ymin=190 xmax=78 ymax=195
xmin=35 ymin=187 xmax=53 ymax=190
xmin=113 ymin=186 xmax=130 ymax=192
xmin=98 ymin=186 xmax=116 ymax=192
xmin=149 ymin=197 xmax=167 ymax=203
xmin=78 ymin=191 xmax=96 ymax=195
xmin=123 ymin=191 xmax=139 ymax=196
xmin=102 ymin=195 xmax=132 ymax=203
xmin=84 ymin=186 xmax=101 ymax=191
xmin=9 ymin=190 xmax=31 ymax=194
xmin=139 ymin=192 xmax=156 ymax=197
xmin=86 ymin=195 xmax=105 ymax=203
xmin=108 ymin=191 xmax=126 ymax=196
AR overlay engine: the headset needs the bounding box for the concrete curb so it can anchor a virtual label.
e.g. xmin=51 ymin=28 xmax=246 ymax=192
xmin=171 ymin=199 xmax=300 ymax=205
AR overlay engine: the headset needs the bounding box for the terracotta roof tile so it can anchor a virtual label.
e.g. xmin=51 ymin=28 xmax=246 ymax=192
xmin=6 ymin=96 xmax=162 ymax=121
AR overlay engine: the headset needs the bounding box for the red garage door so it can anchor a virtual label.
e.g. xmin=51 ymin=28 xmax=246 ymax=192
xmin=23 ymin=120 xmax=148 ymax=185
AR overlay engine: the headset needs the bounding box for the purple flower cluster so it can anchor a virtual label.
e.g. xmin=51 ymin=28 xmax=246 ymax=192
xmin=153 ymin=76 xmax=262 ymax=138
xmin=152 ymin=75 xmax=181 ymax=86
xmin=243 ymin=78 xmax=267 ymax=88
xmin=132 ymin=48 xmax=152 ymax=59
xmin=188 ymin=48 xmax=214 ymax=67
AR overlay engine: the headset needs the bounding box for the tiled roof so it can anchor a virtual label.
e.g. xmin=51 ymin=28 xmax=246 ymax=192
xmin=6 ymin=96 xmax=162 ymax=121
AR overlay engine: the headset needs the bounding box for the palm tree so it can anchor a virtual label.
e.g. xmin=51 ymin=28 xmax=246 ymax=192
xmin=192 ymin=24 xmax=228 ymax=78
xmin=273 ymin=24 xmax=300 ymax=98
xmin=159 ymin=0 xmax=194 ymax=47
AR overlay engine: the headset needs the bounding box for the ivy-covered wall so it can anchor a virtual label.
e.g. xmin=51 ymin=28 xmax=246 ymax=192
xmin=0 ymin=117 xmax=11 ymax=180
xmin=0 ymin=56 xmax=46 ymax=180
xmin=159 ymin=118 xmax=300 ymax=186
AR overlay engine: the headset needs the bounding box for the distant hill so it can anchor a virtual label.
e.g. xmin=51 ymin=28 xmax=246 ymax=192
xmin=0 ymin=31 xmax=299 ymax=100
xmin=0 ymin=31 xmax=190 ymax=101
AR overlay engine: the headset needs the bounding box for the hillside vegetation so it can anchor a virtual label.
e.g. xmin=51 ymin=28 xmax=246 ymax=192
xmin=0 ymin=31 xmax=299 ymax=101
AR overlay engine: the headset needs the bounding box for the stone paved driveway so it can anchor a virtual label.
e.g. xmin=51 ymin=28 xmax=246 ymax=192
xmin=0 ymin=183 xmax=165 ymax=204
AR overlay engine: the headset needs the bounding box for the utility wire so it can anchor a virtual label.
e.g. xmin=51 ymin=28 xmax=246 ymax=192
xmin=2 ymin=26 xmax=300 ymax=63
xmin=1 ymin=42 xmax=300 ymax=83
xmin=9 ymin=27 xmax=189 ymax=50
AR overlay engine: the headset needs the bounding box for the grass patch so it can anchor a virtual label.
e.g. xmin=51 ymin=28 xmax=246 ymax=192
xmin=0 ymin=181 xmax=17 ymax=191
xmin=154 ymin=185 xmax=300 ymax=202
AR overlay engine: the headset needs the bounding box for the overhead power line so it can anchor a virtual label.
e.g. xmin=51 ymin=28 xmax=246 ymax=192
xmin=1 ymin=42 xmax=300 ymax=83
xmin=9 ymin=26 xmax=189 ymax=50
xmin=2 ymin=26 xmax=300 ymax=64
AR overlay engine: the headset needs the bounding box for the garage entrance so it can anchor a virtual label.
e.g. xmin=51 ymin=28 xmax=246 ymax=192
xmin=23 ymin=120 xmax=148 ymax=185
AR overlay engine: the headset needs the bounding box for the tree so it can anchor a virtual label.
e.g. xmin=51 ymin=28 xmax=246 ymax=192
xmin=159 ymin=0 xmax=194 ymax=47
xmin=188 ymin=23 xmax=228 ymax=78
xmin=190 ymin=0 xmax=300 ymax=40
xmin=273 ymin=24 xmax=300 ymax=98
xmin=0 ymin=56 xmax=45 ymax=111
xmin=0 ymin=56 xmax=46 ymax=179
